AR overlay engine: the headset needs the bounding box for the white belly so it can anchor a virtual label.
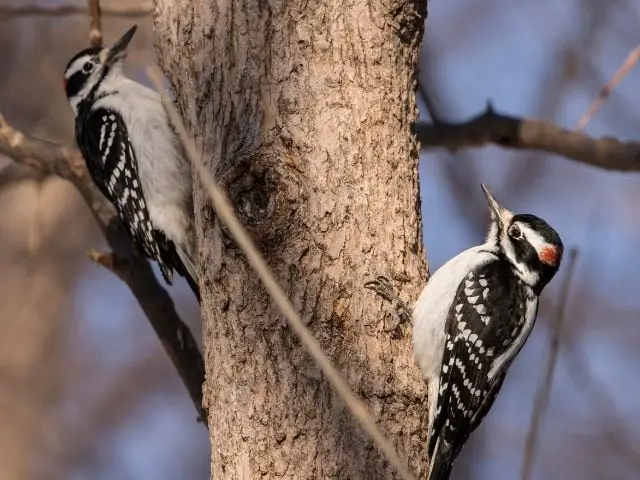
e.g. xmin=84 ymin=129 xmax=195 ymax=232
xmin=412 ymin=246 xmax=498 ymax=381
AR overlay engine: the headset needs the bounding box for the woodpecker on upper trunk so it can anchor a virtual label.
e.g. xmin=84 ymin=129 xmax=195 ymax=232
xmin=366 ymin=184 xmax=563 ymax=480
xmin=63 ymin=25 xmax=199 ymax=300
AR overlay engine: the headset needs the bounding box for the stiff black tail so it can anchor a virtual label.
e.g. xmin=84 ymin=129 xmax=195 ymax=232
xmin=157 ymin=237 xmax=201 ymax=303
xmin=174 ymin=245 xmax=200 ymax=303
xmin=427 ymin=437 xmax=454 ymax=480
xmin=183 ymin=269 xmax=201 ymax=303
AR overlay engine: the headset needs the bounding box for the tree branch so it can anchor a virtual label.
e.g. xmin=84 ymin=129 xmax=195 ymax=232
xmin=0 ymin=114 xmax=207 ymax=425
xmin=0 ymin=3 xmax=151 ymax=18
xmin=416 ymin=104 xmax=640 ymax=171
xmin=87 ymin=0 xmax=103 ymax=48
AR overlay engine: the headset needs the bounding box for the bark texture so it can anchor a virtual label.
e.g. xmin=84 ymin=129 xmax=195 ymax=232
xmin=154 ymin=0 xmax=429 ymax=477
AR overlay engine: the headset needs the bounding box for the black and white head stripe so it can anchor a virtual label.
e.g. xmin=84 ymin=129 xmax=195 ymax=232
xmin=63 ymin=48 xmax=102 ymax=100
xmin=63 ymin=25 xmax=137 ymax=108
xmin=481 ymin=184 xmax=563 ymax=293
xmin=508 ymin=214 xmax=562 ymax=266
xmin=499 ymin=214 xmax=563 ymax=291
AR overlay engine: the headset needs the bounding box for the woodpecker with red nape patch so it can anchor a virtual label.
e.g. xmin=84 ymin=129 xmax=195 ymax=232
xmin=366 ymin=184 xmax=563 ymax=479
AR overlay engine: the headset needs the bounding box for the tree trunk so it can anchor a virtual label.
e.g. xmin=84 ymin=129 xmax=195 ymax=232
xmin=154 ymin=1 xmax=429 ymax=477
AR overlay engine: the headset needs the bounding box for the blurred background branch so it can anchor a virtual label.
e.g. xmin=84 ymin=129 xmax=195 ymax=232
xmin=0 ymin=112 xmax=206 ymax=424
xmin=416 ymin=104 xmax=640 ymax=171
xmin=0 ymin=2 xmax=151 ymax=19
xmin=521 ymin=248 xmax=579 ymax=480
xmin=88 ymin=0 xmax=103 ymax=48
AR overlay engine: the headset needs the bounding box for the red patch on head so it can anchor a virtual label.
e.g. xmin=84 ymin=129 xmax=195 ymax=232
xmin=538 ymin=246 xmax=558 ymax=266
xmin=63 ymin=77 xmax=68 ymax=90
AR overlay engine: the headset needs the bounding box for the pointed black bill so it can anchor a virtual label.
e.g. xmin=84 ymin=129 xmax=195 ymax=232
xmin=103 ymin=25 xmax=138 ymax=66
xmin=481 ymin=183 xmax=512 ymax=227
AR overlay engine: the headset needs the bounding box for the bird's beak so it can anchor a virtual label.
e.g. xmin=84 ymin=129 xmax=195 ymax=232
xmin=481 ymin=184 xmax=513 ymax=227
xmin=100 ymin=25 xmax=137 ymax=66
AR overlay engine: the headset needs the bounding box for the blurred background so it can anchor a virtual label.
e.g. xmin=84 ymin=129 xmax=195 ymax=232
xmin=0 ymin=2 xmax=208 ymax=479
xmin=0 ymin=0 xmax=638 ymax=479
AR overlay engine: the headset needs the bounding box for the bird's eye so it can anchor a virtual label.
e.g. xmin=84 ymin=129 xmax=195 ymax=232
xmin=509 ymin=225 xmax=523 ymax=240
xmin=82 ymin=61 xmax=94 ymax=73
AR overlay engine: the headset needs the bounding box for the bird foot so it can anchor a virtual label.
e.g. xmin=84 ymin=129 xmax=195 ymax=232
xmin=364 ymin=275 xmax=412 ymax=336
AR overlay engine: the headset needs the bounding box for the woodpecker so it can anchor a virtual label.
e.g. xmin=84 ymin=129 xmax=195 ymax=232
xmin=366 ymin=184 xmax=563 ymax=480
xmin=63 ymin=25 xmax=199 ymax=300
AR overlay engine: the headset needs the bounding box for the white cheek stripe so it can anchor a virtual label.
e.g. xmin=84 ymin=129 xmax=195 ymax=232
xmin=518 ymin=223 xmax=551 ymax=253
xmin=500 ymin=228 xmax=540 ymax=286
xmin=66 ymin=58 xmax=87 ymax=79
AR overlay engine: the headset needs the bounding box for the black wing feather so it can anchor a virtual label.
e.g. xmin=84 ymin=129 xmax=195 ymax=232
xmin=76 ymin=107 xmax=199 ymax=299
xmin=429 ymin=260 xmax=531 ymax=466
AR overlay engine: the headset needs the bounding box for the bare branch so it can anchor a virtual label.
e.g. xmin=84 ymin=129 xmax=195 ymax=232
xmin=0 ymin=2 xmax=151 ymax=18
xmin=521 ymin=248 xmax=579 ymax=480
xmin=575 ymin=46 xmax=640 ymax=131
xmin=147 ymin=66 xmax=418 ymax=480
xmin=416 ymin=104 xmax=640 ymax=171
xmin=88 ymin=0 xmax=103 ymax=48
xmin=0 ymin=114 xmax=207 ymax=426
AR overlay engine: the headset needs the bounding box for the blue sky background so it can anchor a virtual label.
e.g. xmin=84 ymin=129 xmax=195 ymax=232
xmin=1 ymin=0 xmax=639 ymax=479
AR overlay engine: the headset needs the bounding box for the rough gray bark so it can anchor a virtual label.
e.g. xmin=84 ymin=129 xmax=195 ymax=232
xmin=154 ymin=0 xmax=429 ymax=477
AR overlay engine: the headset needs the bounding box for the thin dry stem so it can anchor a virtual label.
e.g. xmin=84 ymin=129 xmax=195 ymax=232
xmin=520 ymin=248 xmax=579 ymax=480
xmin=575 ymin=46 xmax=640 ymax=131
xmin=146 ymin=66 xmax=418 ymax=480
xmin=0 ymin=2 xmax=151 ymax=18
xmin=88 ymin=0 xmax=103 ymax=48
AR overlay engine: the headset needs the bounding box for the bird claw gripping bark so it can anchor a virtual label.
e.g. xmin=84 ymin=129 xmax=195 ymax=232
xmin=364 ymin=275 xmax=412 ymax=336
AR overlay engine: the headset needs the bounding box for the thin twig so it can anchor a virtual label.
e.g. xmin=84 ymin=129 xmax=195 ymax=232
xmin=520 ymin=248 xmax=579 ymax=480
xmin=88 ymin=0 xmax=103 ymax=48
xmin=0 ymin=2 xmax=151 ymax=18
xmin=416 ymin=103 xmax=640 ymax=171
xmin=575 ymin=46 xmax=640 ymax=131
xmin=0 ymin=114 xmax=207 ymax=426
xmin=147 ymin=66 xmax=418 ymax=480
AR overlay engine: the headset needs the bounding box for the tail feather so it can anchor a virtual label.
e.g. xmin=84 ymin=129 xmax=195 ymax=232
xmin=427 ymin=437 xmax=454 ymax=480
xmin=153 ymin=230 xmax=200 ymax=302
xmin=176 ymin=246 xmax=200 ymax=302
